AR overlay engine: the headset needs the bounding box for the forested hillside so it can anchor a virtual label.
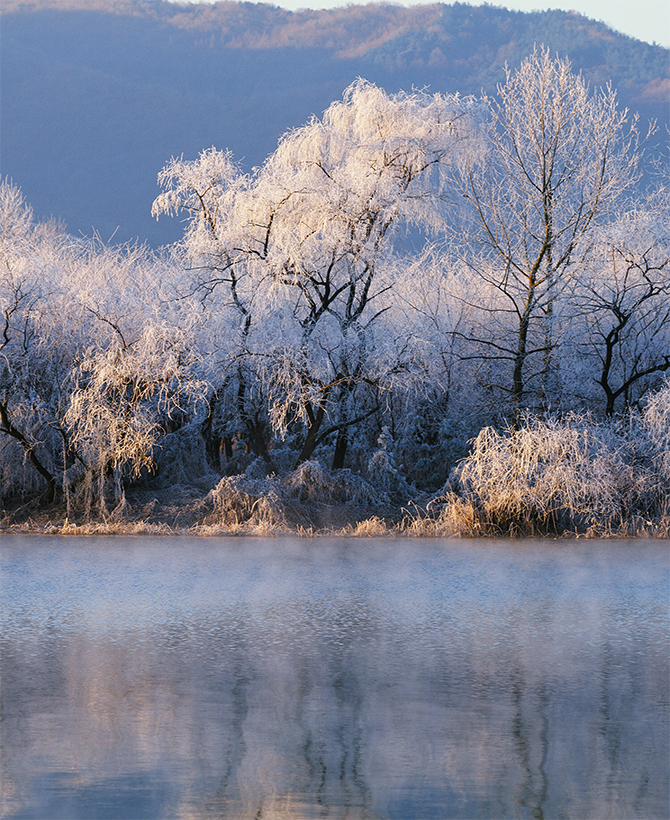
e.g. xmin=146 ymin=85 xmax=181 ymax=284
xmin=2 ymin=0 xmax=668 ymax=244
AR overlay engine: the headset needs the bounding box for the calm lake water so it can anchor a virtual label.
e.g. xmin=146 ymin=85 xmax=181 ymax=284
xmin=0 ymin=535 xmax=668 ymax=820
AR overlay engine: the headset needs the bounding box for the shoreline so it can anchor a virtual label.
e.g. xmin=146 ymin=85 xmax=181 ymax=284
xmin=3 ymin=510 xmax=668 ymax=540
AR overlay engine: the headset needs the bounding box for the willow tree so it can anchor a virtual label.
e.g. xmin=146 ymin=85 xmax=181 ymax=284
xmin=154 ymin=80 xmax=474 ymax=469
xmin=62 ymin=240 xmax=209 ymax=516
xmin=455 ymin=48 xmax=641 ymax=414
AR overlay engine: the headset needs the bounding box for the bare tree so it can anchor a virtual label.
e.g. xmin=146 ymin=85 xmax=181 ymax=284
xmin=454 ymin=47 xmax=642 ymax=414
xmin=568 ymin=203 xmax=670 ymax=415
xmin=0 ymin=180 xmax=208 ymax=512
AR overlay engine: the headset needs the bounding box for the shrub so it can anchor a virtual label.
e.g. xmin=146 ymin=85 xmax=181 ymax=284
xmin=207 ymin=475 xmax=286 ymax=527
xmin=443 ymin=401 xmax=670 ymax=535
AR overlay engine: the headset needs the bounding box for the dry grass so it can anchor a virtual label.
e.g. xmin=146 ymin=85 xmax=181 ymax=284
xmin=433 ymin=409 xmax=670 ymax=537
xmin=3 ymin=400 xmax=670 ymax=538
xmin=3 ymin=516 xmax=176 ymax=536
xmin=3 ymin=507 xmax=668 ymax=538
xmin=341 ymin=516 xmax=392 ymax=536
xmin=207 ymin=476 xmax=287 ymax=528
xmin=400 ymin=494 xmax=488 ymax=537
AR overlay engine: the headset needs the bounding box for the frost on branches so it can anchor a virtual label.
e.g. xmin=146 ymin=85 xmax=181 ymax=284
xmin=1 ymin=62 xmax=669 ymax=535
xmin=153 ymin=79 xmax=477 ymax=470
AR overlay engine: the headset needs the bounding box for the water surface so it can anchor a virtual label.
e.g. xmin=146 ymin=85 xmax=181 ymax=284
xmin=1 ymin=535 xmax=668 ymax=819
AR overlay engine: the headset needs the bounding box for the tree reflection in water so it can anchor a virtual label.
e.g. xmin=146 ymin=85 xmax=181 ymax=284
xmin=0 ymin=536 xmax=668 ymax=819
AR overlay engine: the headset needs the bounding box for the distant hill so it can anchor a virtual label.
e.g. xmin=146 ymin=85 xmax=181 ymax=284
xmin=2 ymin=0 xmax=668 ymax=245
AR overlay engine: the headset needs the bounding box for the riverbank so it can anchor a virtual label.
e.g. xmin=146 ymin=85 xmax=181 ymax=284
xmin=3 ymin=482 xmax=668 ymax=539
xmin=4 ymin=398 xmax=670 ymax=540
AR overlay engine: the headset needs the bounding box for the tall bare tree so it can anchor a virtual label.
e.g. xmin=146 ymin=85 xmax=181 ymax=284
xmin=455 ymin=47 xmax=642 ymax=414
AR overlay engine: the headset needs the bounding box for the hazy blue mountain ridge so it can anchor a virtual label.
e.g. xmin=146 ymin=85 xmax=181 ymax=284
xmin=2 ymin=0 xmax=668 ymax=245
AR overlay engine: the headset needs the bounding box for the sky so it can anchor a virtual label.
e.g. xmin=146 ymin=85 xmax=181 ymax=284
xmin=195 ymin=0 xmax=670 ymax=49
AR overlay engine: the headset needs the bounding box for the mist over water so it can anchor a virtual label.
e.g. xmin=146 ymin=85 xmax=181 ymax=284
xmin=1 ymin=535 xmax=668 ymax=819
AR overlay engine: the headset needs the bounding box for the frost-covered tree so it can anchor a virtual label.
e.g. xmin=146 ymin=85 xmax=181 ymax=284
xmin=388 ymin=247 xmax=491 ymax=484
xmin=566 ymin=200 xmax=670 ymax=415
xmin=62 ymin=240 xmax=209 ymax=515
xmin=153 ymin=80 xmax=475 ymax=469
xmin=0 ymin=180 xmax=72 ymax=502
xmin=0 ymin=180 xmax=209 ymax=512
xmin=454 ymin=47 xmax=642 ymax=414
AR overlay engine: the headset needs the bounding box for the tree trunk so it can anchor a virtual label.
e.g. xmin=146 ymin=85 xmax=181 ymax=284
xmin=295 ymin=396 xmax=328 ymax=467
xmin=0 ymin=400 xmax=57 ymax=502
xmin=332 ymin=426 xmax=348 ymax=470
xmin=512 ymin=312 xmax=531 ymax=415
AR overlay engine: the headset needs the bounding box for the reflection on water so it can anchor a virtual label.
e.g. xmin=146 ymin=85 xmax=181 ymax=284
xmin=0 ymin=536 xmax=668 ymax=819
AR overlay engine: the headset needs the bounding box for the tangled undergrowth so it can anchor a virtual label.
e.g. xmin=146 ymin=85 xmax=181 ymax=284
xmin=3 ymin=385 xmax=670 ymax=539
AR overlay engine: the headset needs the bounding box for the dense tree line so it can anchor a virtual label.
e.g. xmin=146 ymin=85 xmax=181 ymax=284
xmin=2 ymin=51 xmax=669 ymax=533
